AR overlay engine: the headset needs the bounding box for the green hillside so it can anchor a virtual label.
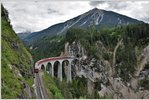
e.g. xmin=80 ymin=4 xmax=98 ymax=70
xmin=1 ymin=5 xmax=34 ymax=98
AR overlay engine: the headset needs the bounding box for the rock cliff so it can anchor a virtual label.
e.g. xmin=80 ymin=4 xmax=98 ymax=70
xmin=66 ymin=41 xmax=148 ymax=99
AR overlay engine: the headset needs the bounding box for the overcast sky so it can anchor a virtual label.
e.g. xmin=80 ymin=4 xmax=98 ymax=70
xmin=2 ymin=0 xmax=149 ymax=33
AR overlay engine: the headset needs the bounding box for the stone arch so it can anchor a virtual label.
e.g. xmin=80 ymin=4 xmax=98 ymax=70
xmin=46 ymin=62 xmax=52 ymax=74
xmin=54 ymin=61 xmax=60 ymax=78
xmin=41 ymin=64 xmax=45 ymax=71
xmin=62 ymin=60 xmax=69 ymax=80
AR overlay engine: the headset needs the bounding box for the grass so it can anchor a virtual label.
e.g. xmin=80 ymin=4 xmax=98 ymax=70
xmin=42 ymin=73 xmax=64 ymax=99
xmin=1 ymin=58 xmax=22 ymax=98
xmin=1 ymin=6 xmax=34 ymax=98
xmin=26 ymin=78 xmax=34 ymax=87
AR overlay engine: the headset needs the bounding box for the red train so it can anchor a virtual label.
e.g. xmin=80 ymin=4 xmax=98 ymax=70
xmin=34 ymin=68 xmax=39 ymax=73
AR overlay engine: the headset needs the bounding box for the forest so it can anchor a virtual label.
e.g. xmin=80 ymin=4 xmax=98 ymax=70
xmin=30 ymin=23 xmax=148 ymax=98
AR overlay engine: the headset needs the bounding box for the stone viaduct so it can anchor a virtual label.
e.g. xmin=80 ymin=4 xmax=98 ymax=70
xmin=35 ymin=56 xmax=76 ymax=82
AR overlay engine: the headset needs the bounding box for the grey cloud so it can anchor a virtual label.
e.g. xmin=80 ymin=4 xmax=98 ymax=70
xmin=89 ymin=1 xmax=127 ymax=10
xmin=107 ymin=2 xmax=128 ymax=10
xmin=47 ymin=9 xmax=57 ymax=14
xmin=2 ymin=2 xmax=63 ymax=33
xmin=47 ymin=8 xmax=63 ymax=15
xmin=89 ymin=1 xmax=106 ymax=7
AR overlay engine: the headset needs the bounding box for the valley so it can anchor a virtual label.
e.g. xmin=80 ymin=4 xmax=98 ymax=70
xmin=1 ymin=5 xmax=149 ymax=99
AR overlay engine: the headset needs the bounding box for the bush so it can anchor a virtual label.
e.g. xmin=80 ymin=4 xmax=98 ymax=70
xmin=42 ymin=73 xmax=64 ymax=99
xmin=139 ymin=78 xmax=149 ymax=89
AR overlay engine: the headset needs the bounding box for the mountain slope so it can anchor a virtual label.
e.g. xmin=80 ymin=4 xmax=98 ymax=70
xmin=1 ymin=5 xmax=35 ymax=99
xmin=17 ymin=32 xmax=31 ymax=40
xmin=24 ymin=8 xmax=143 ymax=44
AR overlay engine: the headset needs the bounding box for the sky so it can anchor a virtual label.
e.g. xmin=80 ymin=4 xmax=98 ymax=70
xmin=2 ymin=0 xmax=149 ymax=33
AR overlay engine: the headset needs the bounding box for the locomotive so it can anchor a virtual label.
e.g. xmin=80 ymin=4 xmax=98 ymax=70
xmin=34 ymin=68 xmax=39 ymax=73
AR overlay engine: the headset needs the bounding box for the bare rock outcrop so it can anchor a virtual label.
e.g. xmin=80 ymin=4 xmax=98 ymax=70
xmin=66 ymin=41 xmax=149 ymax=99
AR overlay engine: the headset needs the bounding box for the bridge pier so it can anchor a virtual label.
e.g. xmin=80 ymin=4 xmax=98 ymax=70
xmin=58 ymin=61 xmax=63 ymax=81
xmin=51 ymin=62 xmax=54 ymax=77
xmin=67 ymin=60 xmax=72 ymax=83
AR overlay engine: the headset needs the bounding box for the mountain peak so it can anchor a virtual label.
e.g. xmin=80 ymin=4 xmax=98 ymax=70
xmin=92 ymin=7 xmax=99 ymax=11
xmin=25 ymin=8 xmax=143 ymax=42
xmin=86 ymin=8 xmax=104 ymax=15
xmin=89 ymin=7 xmax=101 ymax=12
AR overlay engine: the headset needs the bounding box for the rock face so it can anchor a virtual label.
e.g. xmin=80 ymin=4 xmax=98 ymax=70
xmin=66 ymin=41 xmax=149 ymax=99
